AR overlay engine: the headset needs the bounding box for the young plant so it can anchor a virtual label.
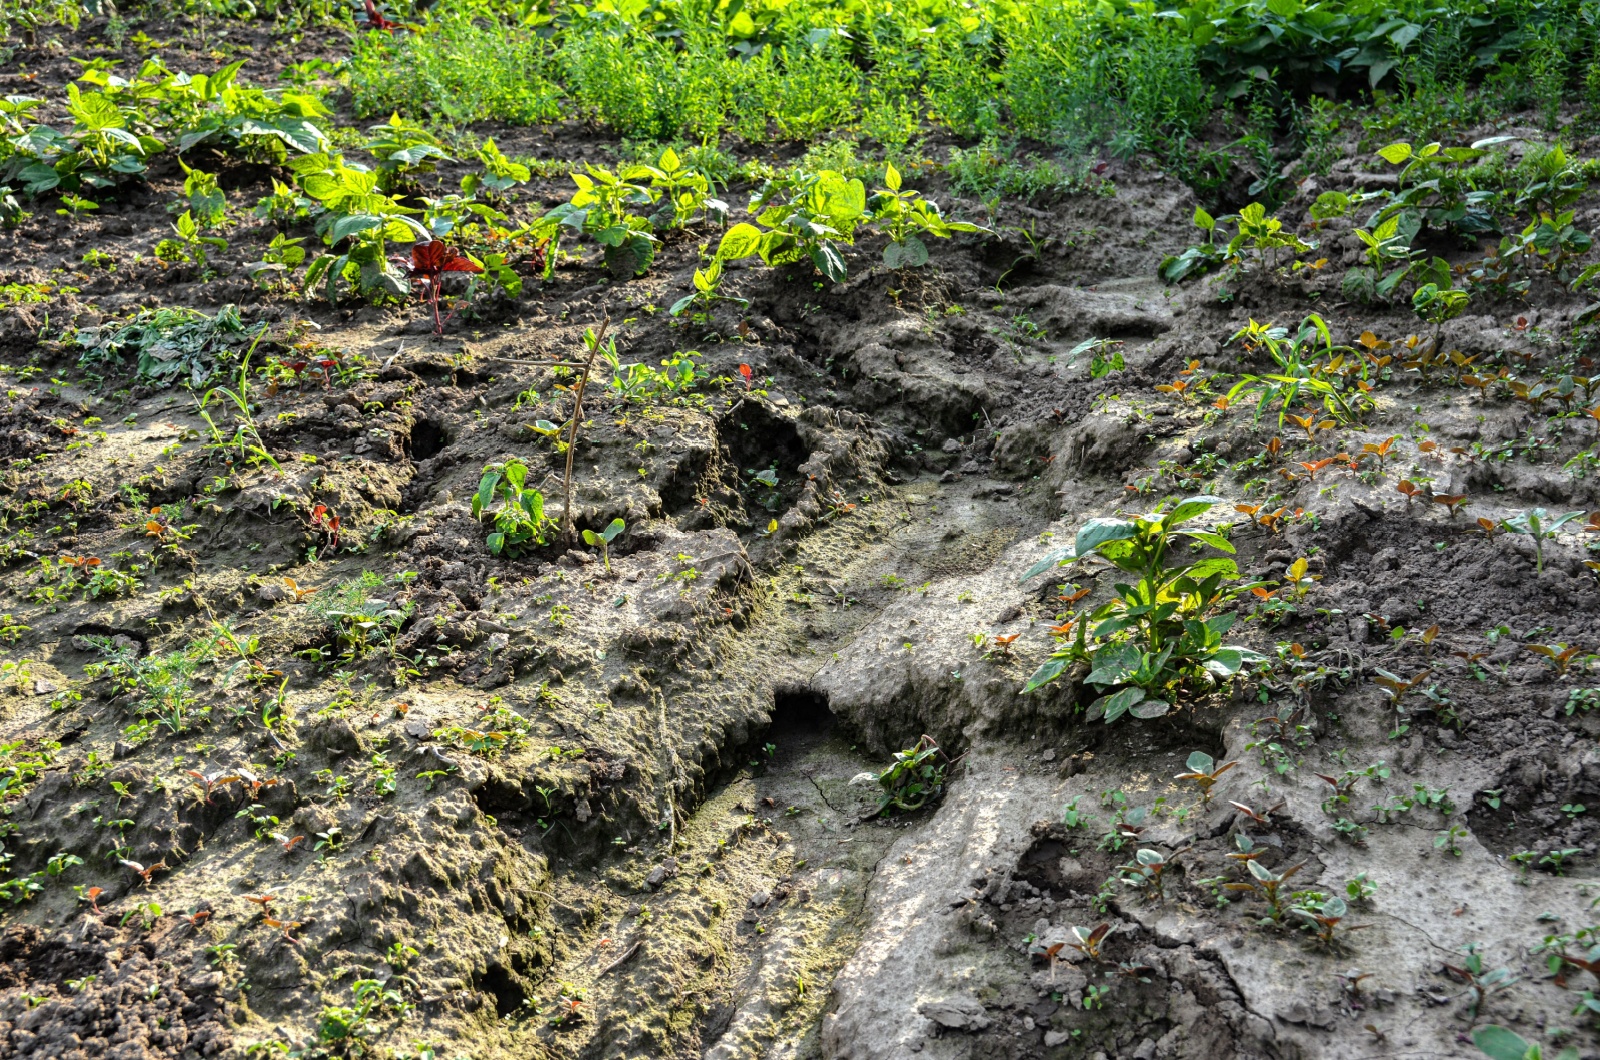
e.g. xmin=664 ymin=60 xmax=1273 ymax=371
xmin=1174 ymin=750 xmax=1236 ymax=804
xmin=1292 ymin=895 xmax=1363 ymax=947
xmin=395 ymin=240 xmax=483 ymax=336
xmin=1021 ymin=496 xmax=1262 ymax=722
xmin=1446 ymin=944 xmax=1518 ymax=1018
xmin=1227 ymin=858 xmax=1302 ymax=921
xmin=1472 ymin=1025 xmax=1578 ymax=1060
xmin=1501 ymin=509 xmax=1585 ymax=573
xmin=868 ymin=162 xmax=987 ymax=269
xmin=472 ymin=460 xmax=555 ymax=557
xmin=873 ymin=735 xmax=947 ymax=816
xmin=581 ymin=518 xmax=625 ymax=572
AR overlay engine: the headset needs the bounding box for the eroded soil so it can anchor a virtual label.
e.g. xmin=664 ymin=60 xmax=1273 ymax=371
xmin=3 ymin=16 xmax=1600 ymax=1060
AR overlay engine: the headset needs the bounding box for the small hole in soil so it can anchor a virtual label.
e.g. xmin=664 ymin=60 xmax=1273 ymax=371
xmin=407 ymin=419 xmax=448 ymax=460
xmin=768 ymin=687 xmax=835 ymax=745
xmin=478 ymin=963 xmax=525 ymax=1016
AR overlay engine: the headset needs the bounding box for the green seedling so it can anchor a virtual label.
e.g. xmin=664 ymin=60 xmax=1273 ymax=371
xmin=1066 ymin=922 xmax=1113 ymax=962
xmin=1117 ymin=848 xmax=1171 ymax=902
xmin=1292 ymin=895 xmax=1364 ymax=947
xmin=1174 ymin=751 xmax=1236 ymax=804
xmin=1446 ymin=944 xmax=1517 ymax=1018
xmin=1227 ymin=858 xmax=1302 ymax=921
xmin=872 ymin=735 xmax=946 ymax=816
xmin=581 ymin=518 xmax=626 ymax=572
xmin=1501 ymin=509 xmax=1585 ymax=573
xmin=473 ymin=459 xmax=556 ymax=556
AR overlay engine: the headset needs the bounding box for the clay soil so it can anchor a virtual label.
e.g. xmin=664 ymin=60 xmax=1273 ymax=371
xmin=2 ymin=15 xmax=1600 ymax=1060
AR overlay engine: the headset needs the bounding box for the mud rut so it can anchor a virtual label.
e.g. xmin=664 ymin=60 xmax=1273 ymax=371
xmin=2 ymin=110 xmax=1600 ymax=1060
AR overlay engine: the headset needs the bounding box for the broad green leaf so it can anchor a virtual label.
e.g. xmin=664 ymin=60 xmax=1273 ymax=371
xmin=1192 ymin=205 xmax=1215 ymax=231
xmin=1166 ymin=495 xmax=1224 ymax=526
xmin=1470 ymin=1026 xmax=1533 ymax=1060
xmin=601 ymin=518 xmax=626 ymax=542
xmin=1074 ymin=518 xmax=1136 ymax=558
xmin=1128 ymin=697 xmax=1172 ymax=719
xmin=1178 ymin=530 xmax=1235 ymax=553
xmin=1019 ymin=546 xmax=1076 ymax=582
xmin=1185 ymin=750 xmax=1214 ymax=772
xmin=885 ymin=162 xmax=901 ymax=192
xmin=1022 ymin=656 xmax=1072 ymax=693
xmin=1088 ymin=686 xmax=1144 ymax=723
xmin=1376 ymin=142 xmax=1412 ymax=165
xmin=717 ymin=222 xmax=762 ymax=261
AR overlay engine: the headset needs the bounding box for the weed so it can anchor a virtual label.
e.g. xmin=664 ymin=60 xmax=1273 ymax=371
xmin=1174 ymin=751 xmax=1236 ymax=804
xmin=872 ymin=735 xmax=947 ymax=816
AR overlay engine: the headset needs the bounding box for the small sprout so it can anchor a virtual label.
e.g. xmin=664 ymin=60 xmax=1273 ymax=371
xmin=1396 ymin=479 xmax=1424 ymax=504
xmin=1174 ymin=751 xmax=1237 ymax=804
xmin=1292 ymin=895 xmax=1365 ymax=947
xmin=1226 ymin=859 xmax=1303 ymax=921
xmin=1525 ymin=643 xmax=1586 ymax=676
xmin=1435 ymin=824 xmax=1468 ymax=857
xmin=1431 ymin=494 xmax=1468 ymax=518
xmin=1444 ymin=944 xmax=1517 ymax=1017
xmin=580 ymin=518 xmax=626 ymax=572
xmin=1501 ymin=508 xmax=1586 ymax=573
xmin=1229 ymin=799 xmax=1285 ymax=827
xmin=1472 ymin=1024 xmax=1580 ymax=1060
xmin=119 ymin=858 xmax=167 ymax=887
xmin=1066 ymin=922 xmax=1114 ymax=962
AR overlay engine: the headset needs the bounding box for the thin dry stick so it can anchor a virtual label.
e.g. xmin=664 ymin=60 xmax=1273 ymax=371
xmin=560 ymin=314 xmax=609 ymax=544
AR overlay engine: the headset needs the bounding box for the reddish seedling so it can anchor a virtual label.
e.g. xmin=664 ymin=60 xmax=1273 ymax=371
xmin=1525 ymin=643 xmax=1585 ymax=676
xmin=1229 ymin=800 xmax=1285 ymax=827
xmin=120 ymin=858 xmax=167 ymax=887
xmin=1475 ymin=518 xmax=1501 ymax=538
xmin=1360 ymin=435 xmax=1400 ymax=474
xmin=1059 ymin=586 xmax=1091 ymax=605
xmin=1432 ymin=494 xmax=1468 ymax=518
xmin=1263 ymin=436 xmax=1282 ymax=462
xmin=1066 ymin=922 xmax=1114 ymax=962
xmin=1396 ymin=480 xmax=1424 ymax=504
xmin=1296 ymin=458 xmax=1336 ymax=482
xmin=283 ymin=577 xmax=317 ymax=602
xmin=1226 ymin=833 xmax=1265 ymax=864
xmin=310 ymin=505 xmax=341 ymax=558
xmin=1226 ymin=859 xmax=1303 ymax=920
xmin=181 ymin=909 xmax=211 ymax=928
xmin=263 ymin=915 xmax=305 ymax=944
xmin=1174 ymin=751 xmax=1236 ymax=803
xmin=1373 ymin=668 xmax=1430 ymax=703
xmin=81 ymin=886 xmax=104 ymax=914
xmin=185 ymin=770 xmax=241 ymax=804
xmin=738 ymin=364 xmax=753 ymax=390
xmin=398 ymin=240 xmax=483 ymax=336
xmin=244 ymin=893 xmax=278 ymax=913
xmin=360 ymin=0 xmax=405 ymax=31
xmin=1293 ymin=896 xmax=1367 ymax=947
xmin=1288 ymin=412 xmax=1335 ymax=442
xmin=988 ymin=633 xmax=1020 ymax=657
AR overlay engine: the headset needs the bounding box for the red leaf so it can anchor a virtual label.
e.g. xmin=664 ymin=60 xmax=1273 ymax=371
xmin=409 ymin=241 xmax=483 ymax=278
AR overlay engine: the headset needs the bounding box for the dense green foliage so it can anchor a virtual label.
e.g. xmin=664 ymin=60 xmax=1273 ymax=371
xmin=338 ymin=0 xmax=1600 ymax=200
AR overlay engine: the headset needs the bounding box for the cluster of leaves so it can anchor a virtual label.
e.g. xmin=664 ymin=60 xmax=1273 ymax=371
xmin=1021 ymin=495 xmax=1261 ymax=723
xmin=74 ymin=305 xmax=265 ymax=389
xmin=1 ymin=58 xmax=329 ymax=202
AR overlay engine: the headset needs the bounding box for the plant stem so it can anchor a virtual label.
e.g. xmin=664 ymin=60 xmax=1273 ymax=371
xmin=560 ymin=313 xmax=609 ymax=545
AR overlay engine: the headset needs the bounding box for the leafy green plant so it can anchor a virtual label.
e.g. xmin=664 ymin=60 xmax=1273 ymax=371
xmin=1447 ymin=944 xmax=1518 ymax=1018
xmin=473 ymin=460 xmax=555 ymax=557
xmin=154 ymin=211 xmax=228 ymax=273
xmin=744 ymin=168 xmax=868 ymax=282
xmin=873 ymin=735 xmax=947 ymax=816
xmin=1021 ymin=495 xmax=1261 ymax=722
xmin=868 ymin=162 xmax=986 ymax=269
xmin=1223 ymin=315 xmax=1368 ymax=426
xmin=1411 ymin=283 xmax=1470 ymax=355
xmin=1174 ymin=751 xmax=1236 ymax=804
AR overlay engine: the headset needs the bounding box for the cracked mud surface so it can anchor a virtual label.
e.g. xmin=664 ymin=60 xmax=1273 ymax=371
xmin=4 ymin=19 xmax=1600 ymax=1060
